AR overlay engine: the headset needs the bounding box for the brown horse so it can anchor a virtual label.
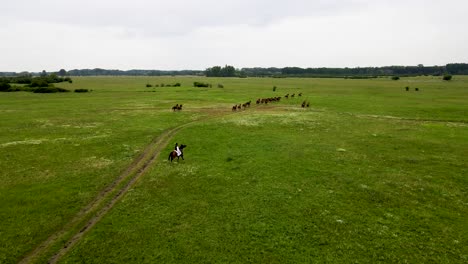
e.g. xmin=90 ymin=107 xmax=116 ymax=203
xmin=172 ymin=104 xmax=183 ymax=111
xmin=168 ymin=144 xmax=187 ymax=162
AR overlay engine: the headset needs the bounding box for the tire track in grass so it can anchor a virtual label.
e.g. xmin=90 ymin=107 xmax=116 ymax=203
xmin=47 ymin=126 xmax=181 ymax=263
xmin=19 ymin=124 xmax=186 ymax=264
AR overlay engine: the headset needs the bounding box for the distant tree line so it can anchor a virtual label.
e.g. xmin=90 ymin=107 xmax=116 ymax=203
xmin=1 ymin=64 xmax=467 ymax=78
xmin=208 ymin=64 xmax=468 ymax=78
xmin=270 ymin=64 xmax=468 ymax=77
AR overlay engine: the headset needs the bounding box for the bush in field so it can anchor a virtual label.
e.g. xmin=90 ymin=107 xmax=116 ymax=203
xmin=164 ymin=83 xmax=181 ymax=87
xmin=391 ymin=76 xmax=400 ymax=80
xmin=146 ymin=84 xmax=152 ymax=87
xmin=217 ymin=84 xmax=224 ymax=88
xmin=0 ymin=81 xmax=11 ymax=91
xmin=74 ymin=89 xmax=89 ymax=93
xmin=273 ymin=86 xmax=277 ymax=91
xmin=33 ymin=87 xmax=70 ymax=93
xmin=194 ymin=82 xmax=210 ymax=87
xmin=443 ymin=75 xmax=452 ymax=81
xmin=29 ymin=78 xmax=50 ymax=88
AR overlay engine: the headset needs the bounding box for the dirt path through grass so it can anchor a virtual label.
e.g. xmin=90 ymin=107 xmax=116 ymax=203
xmin=46 ymin=126 xmax=184 ymax=263
xmin=18 ymin=126 xmax=180 ymax=263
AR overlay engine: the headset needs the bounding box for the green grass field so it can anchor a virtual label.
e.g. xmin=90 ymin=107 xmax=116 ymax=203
xmin=0 ymin=76 xmax=467 ymax=263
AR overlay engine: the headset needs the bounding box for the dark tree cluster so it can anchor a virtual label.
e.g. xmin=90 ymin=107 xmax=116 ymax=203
xmin=446 ymin=64 xmax=468 ymax=75
xmin=205 ymin=65 xmax=236 ymax=77
xmin=0 ymin=72 xmax=73 ymax=93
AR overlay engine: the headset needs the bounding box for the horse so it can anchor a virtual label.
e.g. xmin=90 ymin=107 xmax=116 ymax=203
xmin=172 ymin=104 xmax=179 ymax=111
xmin=168 ymin=144 xmax=187 ymax=162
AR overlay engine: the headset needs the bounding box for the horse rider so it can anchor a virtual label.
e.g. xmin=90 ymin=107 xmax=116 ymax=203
xmin=174 ymin=143 xmax=182 ymax=157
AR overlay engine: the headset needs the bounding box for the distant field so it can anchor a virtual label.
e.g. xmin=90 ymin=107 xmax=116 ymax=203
xmin=0 ymin=76 xmax=467 ymax=263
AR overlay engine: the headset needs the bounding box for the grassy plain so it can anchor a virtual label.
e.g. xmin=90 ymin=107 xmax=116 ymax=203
xmin=0 ymin=76 xmax=467 ymax=263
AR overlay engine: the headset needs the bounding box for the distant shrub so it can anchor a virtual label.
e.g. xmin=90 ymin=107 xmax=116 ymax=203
xmin=443 ymin=75 xmax=452 ymax=81
xmin=405 ymin=86 xmax=409 ymax=91
xmin=155 ymin=84 xmax=159 ymax=87
xmin=217 ymin=84 xmax=224 ymax=88
xmin=33 ymin=87 xmax=70 ymax=93
xmin=391 ymin=76 xmax=400 ymax=80
xmin=74 ymin=89 xmax=89 ymax=93
xmin=0 ymin=81 xmax=11 ymax=91
xmin=273 ymin=86 xmax=277 ymax=91
xmin=161 ymin=83 xmax=165 ymax=87
xmin=29 ymin=78 xmax=50 ymax=87
xmin=146 ymin=84 xmax=152 ymax=87
xmin=164 ymin=83 xmax=181 ymax=87
xmin=6 ymin=86 xmax=32 ymax=92
xmin=194 ymin=82 xmax=210 ymax=87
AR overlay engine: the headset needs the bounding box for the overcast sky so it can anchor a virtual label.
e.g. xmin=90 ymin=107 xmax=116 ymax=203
xmin=1 ymin=0 xmax=467 ymax=72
